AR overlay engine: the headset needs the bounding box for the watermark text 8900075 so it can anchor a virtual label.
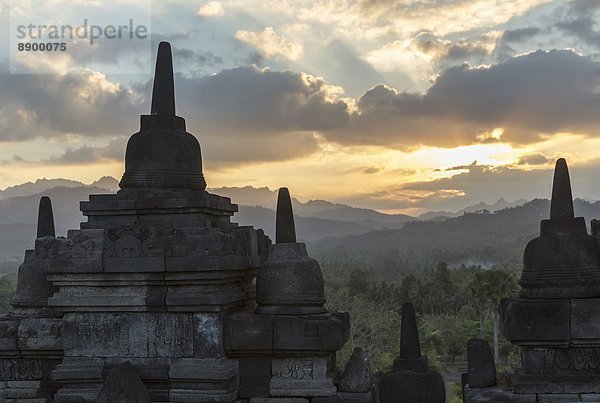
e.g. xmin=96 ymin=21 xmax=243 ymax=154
xmin=17 ymin=42 xmax=67 ymax=52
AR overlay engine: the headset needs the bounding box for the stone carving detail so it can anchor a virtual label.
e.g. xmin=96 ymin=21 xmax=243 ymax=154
xmin=149 ymin=313 xmax=193 ymax=356
xmin=35 ymin=233 xmax=95 ymax=260
xmin=104 ymin=226 xmax=160 ymax=258
xmin=276 ymin=358 xmax=314 ymax=380
xmin=0 ymin=321 xmax=18 ymax=338
xmin=165 ymin=229 xmax=232 ymax=258
xmin=35 ymin=238 xmax=58 ymax=259
xmin=168 ymin=229 xmax=191 ymax=257
xmin=77 ymin=313 xmax=127 ymax=349
xmin=546 ymin=348 xmax=600 ymax=371
xmin=20 ymin=320 xmax=61 ymax=339
xmin=69 ymin=232 xmax=95 ymax=259
xmin=573 ymin=307 xmax=592 ymax=326
xmin=0 ymin=359 xmax=43 ymax=380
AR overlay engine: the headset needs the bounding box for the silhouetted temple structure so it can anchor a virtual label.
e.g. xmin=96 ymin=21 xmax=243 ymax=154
xmin=0 ymin=42 xmax=369 ymax=402
xmin=464 ymin=158 xmax=600 ymax=402
xmin=15 ymin=39 xmax=600 ymax=403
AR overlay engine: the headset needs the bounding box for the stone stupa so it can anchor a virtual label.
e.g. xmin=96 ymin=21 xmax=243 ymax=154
xmin=465 ymin=158 xmax=600 ymax=402
xmin=224 ymin=187 xmax=351 ymax=400
xmin=43 ymin=41 xmax=270 ymax=402
xmin=1 ymin=41 xmax=359 ymax=403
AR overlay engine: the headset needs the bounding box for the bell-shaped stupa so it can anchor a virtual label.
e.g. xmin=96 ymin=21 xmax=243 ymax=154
xmin=520 ymin=158 xmax=600 ymax=298
xmin=379 ymin=303 xmax=446 ymax=403
xmin=255 ymin=187 xmax=327 ymax=314
xmin=120 ymin=42 xmax=206 ymax=191
xmin=11 ymin=196 xmax=59 ymax=312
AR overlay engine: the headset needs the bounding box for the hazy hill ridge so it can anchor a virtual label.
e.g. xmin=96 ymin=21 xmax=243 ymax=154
xmin=311 ymin=198 xmax=600 ymax=279
xmin=0 ymin=177 xmax=120 ymax=199
xmin=0 ymin=182 xmax=412 ymax=260
xmin=417 ymin=198 xmax=528 ymax=221
xmin=2 ymin=180 xmax=599 ymax=278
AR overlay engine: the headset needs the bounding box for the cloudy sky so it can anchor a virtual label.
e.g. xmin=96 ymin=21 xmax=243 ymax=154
xmin=1 ymin=0 xmax=600 ymax=214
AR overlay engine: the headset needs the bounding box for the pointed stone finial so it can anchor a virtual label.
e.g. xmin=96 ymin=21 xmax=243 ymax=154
xmin=276 ymin=187 xmax=296 ymax=244
xmin=400 ymin=302 xmax=421 ymax=359
xmin=36 ymin=196 xmax=55 ymax=238
xmin=150 ymin=41 xmax=176 ymax=116
xmin=550 ymin=158 xmax=574 ymax=219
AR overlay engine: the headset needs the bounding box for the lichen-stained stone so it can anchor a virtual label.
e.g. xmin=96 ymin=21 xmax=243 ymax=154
xmin=272 ymin=313 xmax=350 ymax=352
xmin=193 ymin=313 xmax=223 ymax=358
xmin=0 ymin=318 xmax=19 ymax=352
xmin=500 ymin=298 xmax=570 ymax=345
xmin=169 ymin=358 xmax=239 ymax=402
xmin=269 ymin=356 xmax=336 ymax=397
xmin=18 ymin=318 xmax=62 ymax=352
xmin=11 ymin=250 xmax=56 ymax=310
xmin=339 ymin=347 xmax=371 ymax=393
xmin=463 ymin=385 xmax=537 ymax=402
xmin=379 ymin=370 xmax=445 ymax=403
xmin=96 ymin=361 xmax=151 ymax=403
xmin=223 ymin=313 xmax=275 ymax=352
xmin=466 ymin=339 xmax=496 ymax=388
xmin=571 ymin=299 xmax=600 ymax=344
xmin=239 ymin=357 xmax=271 ymax=398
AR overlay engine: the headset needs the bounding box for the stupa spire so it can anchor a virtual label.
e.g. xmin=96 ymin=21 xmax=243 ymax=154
xmin=276 ymin=187 xmax=296 ymax=244
xmin=400 ymin=302 xmax=422 ymax=359
xmin=150 ymin=41 xmax=176 ymax=116
xmin=36 ymin=196 xmax=55 ymax=238
xmin=550 ymin=158 xmax=574 ymax=219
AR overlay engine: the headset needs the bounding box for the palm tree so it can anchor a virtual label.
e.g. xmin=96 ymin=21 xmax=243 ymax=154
xmin=467 ymin=269 xmax=519 ymax=362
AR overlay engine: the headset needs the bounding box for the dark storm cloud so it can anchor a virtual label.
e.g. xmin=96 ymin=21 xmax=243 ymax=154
xmin=555 ymin=16 xmax=600 ymax=48
xmin=363 ymin=166 xmax=381 ymax=174
xmin=569 ymin=0 xmax=600 ymax=14
xmin=319 ymin=39 xmax=391 ymax=98
xmin=501 ymin=27 xmax=541 ymax=43
xmin=42 ymin=137 xmax=127 ymax=165
xmin=172 ymin=48 xmax=223 ymax=68
xmin=553 ymin=0 xmax=600 ymax=51
xmin=243 ymin=51 xmax=265 ymax=67
xmin=326 ymin=49 xmax=600 ymax=149
xmin=172 ymin=66 xmax=347 ymax=165
xmin=369 ymin=157 xmax=600 ymax=211
xmin=0 ymin=64 xmax=339 ymax=165
xmin=416 ymin=35 xmax=489 ymax=63
xmin=493 ymin=27 xmax=541 ymax=61
xmin=517 ymin=152 xmax=550 ymax=165
xmin=394 ymin=163 xmax=554 ymax=211
xmin=338 ymin=160 xmax=577 ymax=212
xmin=174 ymin=66 xmax=350 ymax=134
xmin=3 ymin=49 xmax=600 ymax=167
xmin=0 ymin=61 xmax=142 ymax=141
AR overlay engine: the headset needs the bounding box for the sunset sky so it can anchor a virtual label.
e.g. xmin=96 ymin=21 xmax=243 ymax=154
xmin=1 ymin=0 xmax=600 ymax=215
